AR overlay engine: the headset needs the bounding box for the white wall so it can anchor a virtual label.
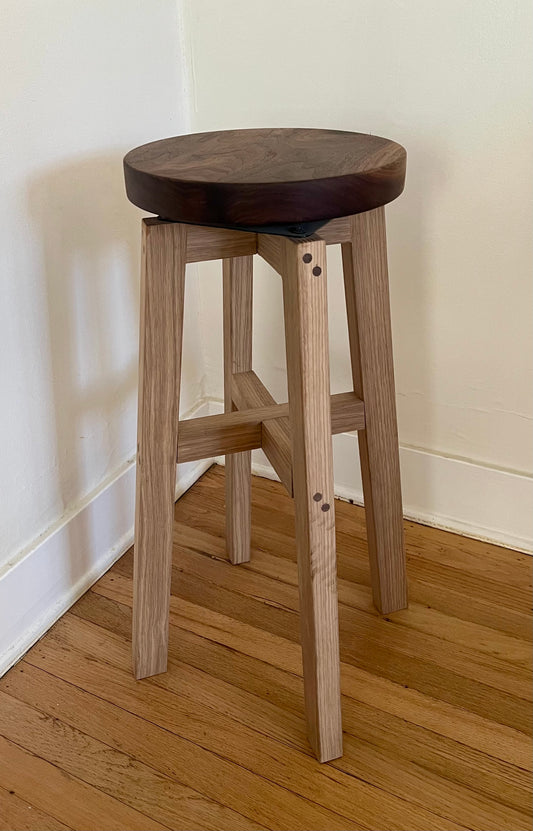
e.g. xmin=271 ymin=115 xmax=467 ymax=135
xmin=0 ymin=0 xmax=210 ymax=672
xmin=185 ymin=0 xmax=533 ymax=549
xmin=1 ymin=0 xmax=531 ymax=674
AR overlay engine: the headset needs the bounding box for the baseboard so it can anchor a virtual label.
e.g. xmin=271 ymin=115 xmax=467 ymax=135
xmin=208 ymin=399 xmax=533 ymax=555
xmin=0 ymin=401 xmax=214 ymax=678
xmin=333 ymin=434 xmax=533 ymax=554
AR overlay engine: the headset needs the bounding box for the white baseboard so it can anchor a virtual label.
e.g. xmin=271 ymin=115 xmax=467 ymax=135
xmin=0 ymin=401 xmax=214 ymax=678
xmin=208 ymin=399 xmax=533 ymax=555
xmin=333 ymin=435 xmax=532 ymax=554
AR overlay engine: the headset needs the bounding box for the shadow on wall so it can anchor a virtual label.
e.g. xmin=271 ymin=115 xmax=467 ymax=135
xmin=323 ymin=134 xmax=439 ymax=511
xmin=27 ymin=152 xmax=139 ymax=587
xmin=384 ymin=135 xmax=443 ymax=512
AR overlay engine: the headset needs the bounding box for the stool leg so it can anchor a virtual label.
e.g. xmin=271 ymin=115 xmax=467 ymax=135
xmin=223 ymin=256 xmax=253 ymax=564
xmin=133 ymin=220 xmax=186 ymax=679
xmin=341 ymin=208 xmax=408 ymax=614
xmin=281 ymin=236 xmax=343 ymax=763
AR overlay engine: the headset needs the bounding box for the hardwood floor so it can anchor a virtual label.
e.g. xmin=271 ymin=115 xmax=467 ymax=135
xmin=0 ymin=464 xmax=531 ymax=831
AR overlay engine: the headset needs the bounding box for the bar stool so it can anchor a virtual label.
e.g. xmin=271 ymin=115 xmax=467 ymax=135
xmin=123 ymin=127 xmax=408 ymax=763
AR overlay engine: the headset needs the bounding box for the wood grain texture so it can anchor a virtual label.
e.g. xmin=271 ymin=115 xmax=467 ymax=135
xmin=316 ymin=216 xmax=352 ymax=244
xmin=133 ymin=220 xmax=186 ymax=679
xmin=176 ymin=392 xmax=365 ymax=463
xmin=342 ymin=208 xmax=408 ymax=615
xmin=145 ymin=217 xmax=258 ymax=262
xmin=281 ymin=236 xmax=343 ymax=762
xmin=186 ymin=223 xmax=257 ymax=262
xmin=0 ymin=688 xmax=257 ymax=831
xmin=1 ymin=467 xmax=531 ymax=831
xmin=71 ymin=572 xmax=530 ymax=831
xmin=124 ymin=128 xmax=406 ymax=226
xmin=223 ymin=256 xmax=254 ymax=564
xmin=178 ymin=408 xmax=265 ymax=461
xmin=146 ymin=216 xmax=348 ymax=270
xmin=0 ymin=734 xmax=164 ymax=831
xmin=256 ymin=232 xmax=285 ymax=275
xmin=232 ymin=370 xmax=293 ymax=495
xmin=231 ymin=373 xmax=366 ymax=497
xmin=0 ymin=786 xmax=70 ymax=831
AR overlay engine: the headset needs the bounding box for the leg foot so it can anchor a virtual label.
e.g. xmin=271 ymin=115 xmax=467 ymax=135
xmin=282 ymin=236 xmax=343 ymax=762
xmin=133 ymin=220 xmax=186 ymax=679
xmin=342 ymin=208 xmax=408 ymax=614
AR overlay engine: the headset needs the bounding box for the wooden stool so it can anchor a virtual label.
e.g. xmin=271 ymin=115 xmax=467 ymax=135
xmin=124 ymin=128 xmax=408 ymax=763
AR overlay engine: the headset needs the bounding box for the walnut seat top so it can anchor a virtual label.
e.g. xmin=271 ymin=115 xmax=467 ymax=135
xmin=124 ymin=128 xmax=406 ymax=229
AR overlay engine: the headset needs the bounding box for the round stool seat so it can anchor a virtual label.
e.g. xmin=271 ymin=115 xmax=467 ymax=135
xmin=124 ymin=128 xmax=406 ymax=229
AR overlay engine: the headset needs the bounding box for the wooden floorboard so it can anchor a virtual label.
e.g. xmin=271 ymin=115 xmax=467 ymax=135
xmin=0 ymin=784 xmax=71 ymax=831
xmin=1 ymin=464 xmax=531 ymax=830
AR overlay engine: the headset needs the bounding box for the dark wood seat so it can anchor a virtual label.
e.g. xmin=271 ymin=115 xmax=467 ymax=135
xmin=123 ymin=127 xmax=406 ymax=228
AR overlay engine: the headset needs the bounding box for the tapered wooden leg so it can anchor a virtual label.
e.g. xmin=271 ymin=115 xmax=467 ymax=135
xmin=223 ymin=256 xmax=253 ymax=564
xmin=281 ymin=236 xmax=342 ymax=763
xmin=341 ymin=208 xmax=408 ymax=614
xmin=133 ymin=220 xmax=187 ymax=679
